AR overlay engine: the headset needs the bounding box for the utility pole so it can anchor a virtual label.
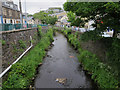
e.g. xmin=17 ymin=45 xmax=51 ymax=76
xmin=25 ymin=0 xmax=27 ymax=25
xmin=19 ymin=0 xmax=23 ymax=25
xmin=0 ymin=0 xmax=3 ymax=32
xmin=0 ymin=0 xmax=2 ymax=87
xmin=0 ymin=1 xmax=3 ymax=24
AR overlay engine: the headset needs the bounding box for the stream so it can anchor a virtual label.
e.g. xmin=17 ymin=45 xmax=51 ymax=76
xmin=34 ymin=32 xmax=97 ymax=88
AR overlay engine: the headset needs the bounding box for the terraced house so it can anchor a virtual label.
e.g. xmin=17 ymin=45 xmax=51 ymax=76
xmin=0 ymin=0 xmax=20 ymax=24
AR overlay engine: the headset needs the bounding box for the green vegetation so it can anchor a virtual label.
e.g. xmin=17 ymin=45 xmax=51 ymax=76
xmin=60 ymin=29 xmax=119 ymax=88
xmin=33 ymin=11 xmax=58 ymax=25
xmin=100 ymin=38 xmax=120 ymax=78
xmin=12 ymin=44 xmax=18 ymax=53
xmin=67 ymin=11 xmax=85 ymax=27
xmin=0 ymin=40 xmax=6 ymax=46
xmin=49 ymin=7 xmax=62 ymax=10
xmin=12 ymin=43 xmax=24 ymax=53
xmin=63 ymin=2 xmax=120 ymax=87
xmin=18 ymin=40 xmax=26 ymax=49
xmin=80 ymin=30 xmax=102 ymax=42
xmin=64 ymin=2 xmax=120 ymax=37
xmin=78 ymin=48 xmax=119 ymax=88
xmin=79 ymin=31 xmax=120 ymax=83
xmin=27 ymin=14 xmax=33 ymax=17
xmin=38 ymin=25 xmax=42 ymax=37
xmin=2 ymin=26 xmax=54 ymax=89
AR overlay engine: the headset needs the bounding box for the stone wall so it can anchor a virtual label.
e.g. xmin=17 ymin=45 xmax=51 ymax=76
xmin=1 ymin=28 xmax=40 ymax=71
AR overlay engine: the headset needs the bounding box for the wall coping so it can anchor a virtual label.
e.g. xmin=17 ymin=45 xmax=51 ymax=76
xmin=0 ymin=28 xmax=38 ymax=34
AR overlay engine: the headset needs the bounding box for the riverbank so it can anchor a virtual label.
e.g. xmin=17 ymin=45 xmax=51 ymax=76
xmin=2 ymin=26 xmax=54 ymax=89
xmin=59 ymin=28 xmax=119 ymax=88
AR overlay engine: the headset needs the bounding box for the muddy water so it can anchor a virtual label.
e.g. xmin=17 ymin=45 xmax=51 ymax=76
xmin=34 ymin=32 xmax=96 ymax=88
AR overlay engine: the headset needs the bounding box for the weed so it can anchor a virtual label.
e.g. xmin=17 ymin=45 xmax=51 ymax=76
xmin=18 ymin=40 xmax=26 ymax=49
xmin=0 ymin=40 xmax=6 ymax=45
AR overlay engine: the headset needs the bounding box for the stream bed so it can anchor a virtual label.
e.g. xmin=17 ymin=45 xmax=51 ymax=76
xmin=34 ymin=32 xmax=97 ymax=88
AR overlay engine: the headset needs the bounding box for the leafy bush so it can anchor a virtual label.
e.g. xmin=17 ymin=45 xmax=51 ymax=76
xmin=80 ymin=30 xmax=102 ymax=41
xmin=68 ymin=33 xmax=81 ymax=49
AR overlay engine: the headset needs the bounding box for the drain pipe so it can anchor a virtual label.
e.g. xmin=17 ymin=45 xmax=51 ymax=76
xmin=0 ymin=36 xmax=33 ymax=78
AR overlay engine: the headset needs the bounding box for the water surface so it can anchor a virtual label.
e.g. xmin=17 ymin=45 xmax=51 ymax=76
xmin=34 ymin=32 xmax=96 ymax=88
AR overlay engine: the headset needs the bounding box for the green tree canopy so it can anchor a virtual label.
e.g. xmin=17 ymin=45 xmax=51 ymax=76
xmin=64 ymin=2 xmax=120 ymax=37
xmin=33 ymin=11 xmax=58 ymax=25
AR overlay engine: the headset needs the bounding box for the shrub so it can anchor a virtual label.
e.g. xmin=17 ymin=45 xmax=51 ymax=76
xmin=80 ymin=30 xmax=102 ymax=41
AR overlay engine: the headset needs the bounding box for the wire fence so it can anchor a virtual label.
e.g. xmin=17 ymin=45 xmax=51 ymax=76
xmin=0 ymin=24 xmax=37 ymax=31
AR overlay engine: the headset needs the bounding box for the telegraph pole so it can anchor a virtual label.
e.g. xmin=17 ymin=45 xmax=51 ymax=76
xmin=19 ymin=0 xmax=23 ymax=25
xmin=0 ymin=0 xmax=2 ymax=87
xmin=25 ymin=0 xmax=27 ymax=25
xmin=0 ymin=1 xmax=3 ymax=24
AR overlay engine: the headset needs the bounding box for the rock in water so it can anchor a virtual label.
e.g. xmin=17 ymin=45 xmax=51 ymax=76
xmin=56 ymin=78 xmax=67 ymax=84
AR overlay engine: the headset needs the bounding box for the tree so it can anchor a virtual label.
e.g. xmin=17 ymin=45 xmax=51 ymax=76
xmin=27 ymin=14 xmax=33 ymax=17
xmin=48 ymin=16 xmax=58 ymax=25
xmin=33 ymin=11 xmax=49 ymax=24
xmin=67 ymin=11 xmax=76 ymax=22
xmin=66 ymin=11 xmax=84 ymax=27
xmin=33 ymin=11 xmax=58 ymax=25
xmin=63 ymin=2 xmax=120 ymax=37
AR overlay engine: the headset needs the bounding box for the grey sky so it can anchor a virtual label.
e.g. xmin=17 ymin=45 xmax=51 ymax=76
xmin=13 ymin=0 xmax=66 ymax=14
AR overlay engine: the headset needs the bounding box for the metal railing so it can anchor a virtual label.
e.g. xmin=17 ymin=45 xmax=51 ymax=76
xmin=0 ymin=24 xmax=37 ymax=31
xmin=39 ymin=24 xmax=48 ymax=26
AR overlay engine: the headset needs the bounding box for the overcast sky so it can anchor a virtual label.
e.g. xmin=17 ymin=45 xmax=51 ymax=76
xmin=12 ymin=0 xmax=66 ymax=14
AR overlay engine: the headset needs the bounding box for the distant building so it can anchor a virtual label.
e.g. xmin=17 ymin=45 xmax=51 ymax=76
xmin=27 ymin=16 xmax=35 ymax=24
xmin=22 ymin=13 xmax=29 ymax=24
xmin=56 ymin=12 xmax=67 ymax=20
xmin=22 ymin=13 xmax=41 ymax=25
xmin=34 ymin=19 xmax=41 ymax=25
xmin=55 ymin=12 xmax=69 ymax=26
xmin=0 ymin=0 xmax=20 ymax=24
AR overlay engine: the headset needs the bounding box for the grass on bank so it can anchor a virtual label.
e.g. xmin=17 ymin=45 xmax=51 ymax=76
xmin=60 ymin=29 xmax=119 ymax=88
xmin=2 ymin=26 xmax=54 ymax=89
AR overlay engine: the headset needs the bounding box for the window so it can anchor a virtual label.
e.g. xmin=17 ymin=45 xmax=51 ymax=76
xmin=3 ymin=8 xmax=7 ymax=16
xmin=10 ymin=20 xmax=12 ymax=24
xmin=5 ymin=19 xmax=6 ymax=24
xmin=9 ymin=10 xmax=12 ymax=17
